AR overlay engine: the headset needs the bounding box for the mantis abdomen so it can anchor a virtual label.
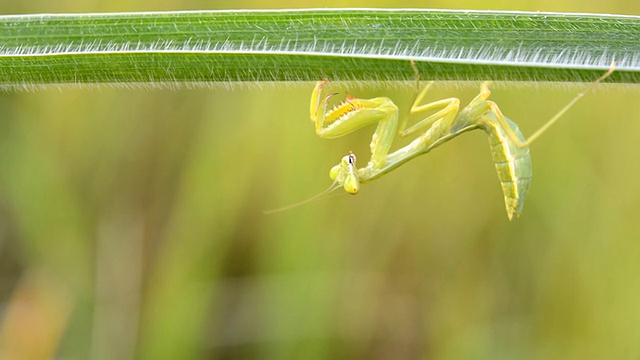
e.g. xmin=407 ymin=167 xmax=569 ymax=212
xmin=483 ymin=114 xmax=532 ymax=220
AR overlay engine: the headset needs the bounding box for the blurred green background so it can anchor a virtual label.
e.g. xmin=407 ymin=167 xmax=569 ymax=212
xmin=1 ymin=1 xmax=640 ymax=359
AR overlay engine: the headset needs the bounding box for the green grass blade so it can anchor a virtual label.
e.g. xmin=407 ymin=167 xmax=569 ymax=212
xmin=0 ymin=9 xmax=639 ymax=89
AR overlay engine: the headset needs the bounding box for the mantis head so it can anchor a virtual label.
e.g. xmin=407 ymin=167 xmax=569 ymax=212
xmin=329 ymin=152 xmax=360 ymax=194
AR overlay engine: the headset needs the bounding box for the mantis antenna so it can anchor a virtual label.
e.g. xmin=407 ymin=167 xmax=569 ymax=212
xmin=263 ymin=180 xmax=343 ymax=214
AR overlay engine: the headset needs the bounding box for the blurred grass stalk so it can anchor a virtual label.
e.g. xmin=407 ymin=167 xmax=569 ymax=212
xmin=0 ymin=9 xmax=639 ymax=89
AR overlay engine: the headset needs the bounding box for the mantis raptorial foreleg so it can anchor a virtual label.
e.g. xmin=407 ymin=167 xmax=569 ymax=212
xmin=308 ymin=61 xmax=615 ymax=219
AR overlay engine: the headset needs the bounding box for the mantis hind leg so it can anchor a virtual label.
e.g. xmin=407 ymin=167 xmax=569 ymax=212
xmin=489 ymin=62 xmax=617 ymax=149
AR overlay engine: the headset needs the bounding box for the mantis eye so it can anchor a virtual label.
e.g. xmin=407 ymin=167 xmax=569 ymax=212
xmin=347 ymin=153 xmax=356 ymax=165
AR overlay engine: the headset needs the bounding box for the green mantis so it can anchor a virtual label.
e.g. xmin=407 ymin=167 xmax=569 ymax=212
xmin=309 ymin=62 xmax=615 ymax=220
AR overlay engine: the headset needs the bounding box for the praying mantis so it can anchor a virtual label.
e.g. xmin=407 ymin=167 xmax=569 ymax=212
xmin=274 ymin=61 xmax=615 ymax=219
